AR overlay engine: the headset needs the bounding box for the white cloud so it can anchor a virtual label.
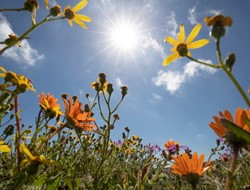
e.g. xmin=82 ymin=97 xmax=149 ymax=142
xmin=188 ymin=6 xmax=198 ymax=25
xmin=152 ymin=93 xmax=162 ymax=100
xmin=115 ymin=77 xmax=126 ymax=87
xmin=141 ymin=33 xmax=166 ymax=58
xmin=0 ymin=14 xmax=44 ymax=66
xmin=165 ymin=11 xmax=178 ymax=37
xmin=152 ymin=60 xmax=217 ymax=94
xmin=208 ymin=9 xmax=222 ymax=15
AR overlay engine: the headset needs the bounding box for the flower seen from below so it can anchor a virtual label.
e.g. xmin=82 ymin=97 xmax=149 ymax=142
xmin=0 ymin=140 xmax=11 ymax=153
xmin=0 ymin=67 xmax=35 ymax=93
xmin=209 ymin=108 xmax=250 ymax=148
xmin=162 ymin=23 xmax=209 ymax=66
xmin=64 ymin=0 xmax=91 ymax=29
xmin=171 ymin=152 xmax=210 ymax=187
xmin=63 ymin=96 xmax=96 ymax=131
xmin=204 ymin=14 xmax=233 ymax=27
xmin=92 ymin=79 xmax=108 ymax=95
xmin=20 ymin=144 xmax=55 ymax=167
xmin=39 ymin=93 xmax=63 ymax=118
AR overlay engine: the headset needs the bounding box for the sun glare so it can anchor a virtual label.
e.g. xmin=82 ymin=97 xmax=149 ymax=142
xmin=109 ymin=21 xmax=140 ymax=52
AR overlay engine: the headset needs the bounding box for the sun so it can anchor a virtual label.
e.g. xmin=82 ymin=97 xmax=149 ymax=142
xmin=105 ymin=16 xmax=143 ymax=55
xmin=109 ymin=21 xmax=140 ymax=52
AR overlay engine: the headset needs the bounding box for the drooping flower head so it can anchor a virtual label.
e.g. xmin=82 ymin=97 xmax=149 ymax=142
xmin=209 ymin=108 xmax=250 ymax=148
xmin=163 ymin=24 xmax=209 ymax=66
xmin=171 ymin=152 xmax=211 ymax=187
xmin=204 ymin=14 xmax=233 ymax=39
xmin=92 ymin=73 xmax=108 ymax=94
xmin=63 ymin=95 xmax=96 ymax=132
xmin=64 ymin=0 xmax=91 ymax=29
xmin=39 ymin=93 xmax=63 ymax=118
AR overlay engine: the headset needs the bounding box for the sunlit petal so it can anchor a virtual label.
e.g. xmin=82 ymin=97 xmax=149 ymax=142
xmin=186 ymin=24 xmax=202 ymax=44
xmin=73 ymin=0 xmax=87 ymax=12
xmin=68 ymin=20 xmax=73 ymax=27
xmin=164 ymin=37 xmax=178 ymax=46
xmin=162 ymin=53 xmax=179 ymax=66
xmin=74 ymin=18 xmax=88 ymax=29
xmin=76 ymin=14 xmax=91 ymax=22
xmin=20 ymin=144 xmax=35 ymax=160
xmin=178 ymin=24 xmax=185 ymax=43
xmin=44 ymin=0 xmax=49 ymax=9
xmin=188 ymin=39 xmax=209 ymax=49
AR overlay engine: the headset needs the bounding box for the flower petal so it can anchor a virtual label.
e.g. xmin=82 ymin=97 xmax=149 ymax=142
xmin=164 ymin=36 xmax=178 ymax=46
xmin=0 ymin=145 xmax=11 ymax=152
xmin=178 ymin=24 xmax=185 ymax=43
xmin=162 ymin=53 xmax=179 ymax=66
xmin=20 ymin=144 xmax=35 ymax=160
xmin=76 ymin=14 xmax=91 ymax=22
xmin=68 ymin=19 xmax=73 ymax=27
xmin=73 ymin=0 xmax=87 ymax=12
xmin=188 ymin=39 xmax=209 ymax=49
xmin=44 ymin=0 xmax=49 ymax=9
xmin=74 ymin=18 xmax=88 ymax=29
xmin=186 ymin=23 xmax=202 ymax=44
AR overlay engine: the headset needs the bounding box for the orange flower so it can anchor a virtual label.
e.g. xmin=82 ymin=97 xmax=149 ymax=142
xmin=63 ymin=96 xmax=96 ymax=132
xmin=204 ymin=14 xmax=233 ymax=27
xmin=39 ymin=93 xmax=63 ymax=118
xmin=209 ymin=108 xmax=250 ymax=138
xmin=164 ymin=140 xmax=179 ymax=149
xmin=171 ymin=152 xmax=210 ymax=176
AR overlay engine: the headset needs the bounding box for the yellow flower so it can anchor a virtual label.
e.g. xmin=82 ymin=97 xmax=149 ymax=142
xmin=64 ymin=0 xmax=91 ymax=29
xmin=163 ymin=24 xmax=209 ymax=66
xmin=92 ymin=79 xmax=108 ymax=95
xmin=0 ymin=67 xmax=35 ymax=92
xmin=39 ymin=93 xmax=63 ymax=118
xmin=0 ymin=140 xmax=11 ymax=153
xmin=204 ymin=14 xmax=233 ymax=27
xmin=20 ymin=144 xmax=56 ymax=167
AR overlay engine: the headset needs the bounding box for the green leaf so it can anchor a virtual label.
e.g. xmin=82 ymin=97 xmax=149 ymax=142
xmin=46 ymin=176 xmax=60 ymax=190
xmin=65 ymin=178 xmax=73 ymax=190
xmin=220 ymin=118 xmax=250 ymax=144
xmin=75 ymin=178 xmax=81 ymax=187
xmin=34 ymin=174 xmax=47 ymax=186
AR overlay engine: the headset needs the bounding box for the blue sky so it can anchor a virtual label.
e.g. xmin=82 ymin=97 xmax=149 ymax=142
xmin=0 ymin=0 xmax=249 ymax=157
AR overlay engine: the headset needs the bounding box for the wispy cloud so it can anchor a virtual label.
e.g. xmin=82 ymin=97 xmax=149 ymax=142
xmin=165 ymin=11 xmax=178 ymax=37
xmin=115 ymin=77 xmax=126 ymax=87
xmin=152 ymin=60 xmax=217 ymax=94
xmin=141 ymin=33 xmax=166 ymax=59
xmin=188 ymin=6 xmax=198 ymax=25
xmin=0 ymin=14 xmax=44 ymax=66
xmin=152 ymin=93 xmax=162 ymax=100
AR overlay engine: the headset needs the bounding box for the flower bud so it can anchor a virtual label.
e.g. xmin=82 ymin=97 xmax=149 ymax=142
xmin=24 ymin=0 xmax=39 ymax=12
xmin=210 ymin=24 xmax=225 ymax=40
xmin=50 ymin=5 xmax=61 ymax=17
xmin=107 ymin=83 xmax=113 ymax=95
xmin=84 ymin=104 xmax=90 ymax=112
xmin=125 ymin=127 xmax=130 ymax=133
xmin=99 ymin=73 xmax=107 ymax=85
xmin=225 ymin=53 xmax=236 ymax=72
xmin=4 ymin=125 xmax=14 ymax=136
xmin=121 ymin=86 xmax=128 ymax=97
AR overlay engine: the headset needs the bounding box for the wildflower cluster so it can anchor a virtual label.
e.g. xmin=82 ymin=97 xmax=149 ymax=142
xmin=0 ymin=1 xmax=250 ymax=189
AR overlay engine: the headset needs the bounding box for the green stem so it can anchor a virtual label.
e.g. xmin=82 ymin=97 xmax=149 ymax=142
xmin=0 ymin=8 xmax=25 ymax=12
xmin=14 ymin=96 xmax=21 ymax=172
xmin=224 ymin=146 xmax=239 ymax=190
xmin=216 ymin=39 xmax=250 ymax=108
xmin=186 ymin=55 xmax=221 ymax=69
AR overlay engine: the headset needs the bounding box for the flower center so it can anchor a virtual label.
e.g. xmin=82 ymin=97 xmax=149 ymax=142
xmin=64 ymin=8 xmax=75 ymax=20
xmin=176 ymin=43 xmax=188 ymax=57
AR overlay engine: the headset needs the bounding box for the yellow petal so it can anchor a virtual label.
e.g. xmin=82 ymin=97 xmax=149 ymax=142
xmin=178 ymin=24 xmax=185 ymax=43
xmin=74 ymin=18 xmax=88 ymax=29
xmin=162 ymin=53 xmax=179 ymax=66
xmin=20 ymin=144 xmax=35 ymax=160
xmin=44 ymin=0 xmax=49 ymax=9
xmin=76 ymin=14 xmax=91 ymax=22
xmin=68 ymin=19 xmax=73 ymax=27
xmin=0 ymin=66 xmax=7 ymax=73
xmin=0 ymin=145 xmax=11 ymax=152
xmin=164 ymin=36 xmax=178 ymax=46
xmin=186 ymin=24 xmax=202 ymax=44
xmin=73 ymin=0 xmax=87 ymax=12
xmin=188 ymin=39 xmax=209 ymax=49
